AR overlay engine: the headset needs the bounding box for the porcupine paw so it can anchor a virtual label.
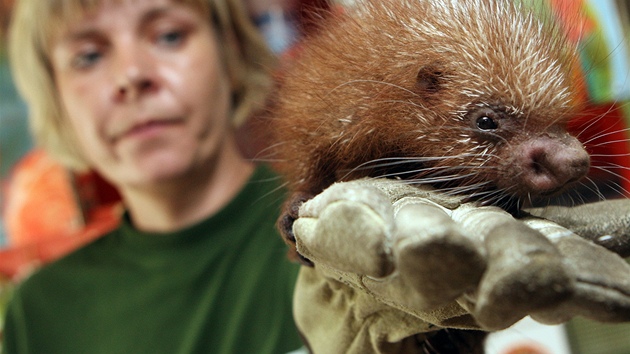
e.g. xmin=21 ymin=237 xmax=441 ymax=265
xmin=418 ymin=329 xmax=487 ymax=354
xmin=278 ymin=192 xmax=315 ymax=266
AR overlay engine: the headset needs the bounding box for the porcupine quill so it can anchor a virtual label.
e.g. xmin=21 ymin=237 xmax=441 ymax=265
xmin=269 ymin=0 xmax=625 ymax=352
xmin=273 ymin=0 xmax=591 ymax=211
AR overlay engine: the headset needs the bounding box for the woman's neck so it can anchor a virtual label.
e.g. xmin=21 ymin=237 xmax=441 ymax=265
xmin=119 ymin=139 xmax=255 ymax=233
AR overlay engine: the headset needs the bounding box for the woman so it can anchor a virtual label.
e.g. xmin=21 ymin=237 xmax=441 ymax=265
xmin=3 ymin=0 xmax=303 ymax=352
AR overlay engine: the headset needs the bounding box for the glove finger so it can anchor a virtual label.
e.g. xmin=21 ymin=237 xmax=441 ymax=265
xmin=524 ymin=222 xmax=630 ymax=324
xmin=294 ymin=199 xmax=395 ymax=277
xmin=299 ymin=180 xmax=395 ymax=220
xmin=453 ymin=206 xmax=574 ymax=330
xmin=394 ymin=202 xmax=487 ymax=309
xmin=526 ymin=199 xmax=630 ymax=257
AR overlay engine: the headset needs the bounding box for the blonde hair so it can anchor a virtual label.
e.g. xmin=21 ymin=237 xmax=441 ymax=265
xmin=8 ymin=0 xmax=276 ymax=170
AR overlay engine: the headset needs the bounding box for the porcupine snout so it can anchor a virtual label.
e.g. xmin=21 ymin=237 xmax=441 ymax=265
xmin=517 ymin=134 xmax=590 ymax=196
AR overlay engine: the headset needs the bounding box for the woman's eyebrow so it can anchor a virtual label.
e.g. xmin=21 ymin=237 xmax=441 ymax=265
xmin=61 ymin=28 xmax=103 ymax=43
xmin=56 ymin=4 xmax=188 ymax=46
xmin=138 ymin=6 xmax=180 ymax=27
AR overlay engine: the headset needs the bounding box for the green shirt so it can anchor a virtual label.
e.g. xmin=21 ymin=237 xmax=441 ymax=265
xmin=2 ymin=166 xmax=302 ymax=354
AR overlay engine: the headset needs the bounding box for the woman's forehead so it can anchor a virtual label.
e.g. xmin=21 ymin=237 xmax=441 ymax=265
xmin=46 ymin=0 xmax=208 ymax=25
xmin=44 ymin=0 xmax=210 ymax=47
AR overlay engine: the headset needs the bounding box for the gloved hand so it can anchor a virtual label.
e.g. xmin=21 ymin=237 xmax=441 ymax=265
xmin=526 ymin=201 xmax=630 ymax=257
xmin=291 ymin=178 xmax=630 ymax=353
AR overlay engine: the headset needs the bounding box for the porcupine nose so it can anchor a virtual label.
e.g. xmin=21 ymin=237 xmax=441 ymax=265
xmin=520 ymin=135 xmax=590 ymax=195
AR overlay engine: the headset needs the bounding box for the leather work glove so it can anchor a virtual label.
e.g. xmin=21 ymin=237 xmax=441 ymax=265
xmin=527 ymin=201 xmax=630 ymax=258
xmin=291 ymin=178 xmax=630 ymax=353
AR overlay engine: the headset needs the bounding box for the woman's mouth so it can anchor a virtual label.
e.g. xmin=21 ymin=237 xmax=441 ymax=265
xmin=111 ymin=118 xmax=184 ymax=142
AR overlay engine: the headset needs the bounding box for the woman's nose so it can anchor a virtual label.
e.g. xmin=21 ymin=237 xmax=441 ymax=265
xmin=112 ymin=44 xmax=158 ymax=101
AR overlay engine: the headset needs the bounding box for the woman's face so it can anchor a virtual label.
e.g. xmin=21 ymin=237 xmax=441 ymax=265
xmin=51 ymin=0 xmax=232 ymax=189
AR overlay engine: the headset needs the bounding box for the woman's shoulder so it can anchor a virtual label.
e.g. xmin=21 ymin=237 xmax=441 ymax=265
xmin=13 ymin=229 xmax=120 ymax=297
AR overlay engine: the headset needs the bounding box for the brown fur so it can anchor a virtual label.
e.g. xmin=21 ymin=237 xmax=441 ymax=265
xmin=272 ymin=0 xmax=588 ymax=207
xmin=271 ymin=1 xmax=590 ymax=351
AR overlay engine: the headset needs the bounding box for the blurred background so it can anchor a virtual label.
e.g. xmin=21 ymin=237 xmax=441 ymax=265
xmin=1 ymin=0 xmax=629 ymax=353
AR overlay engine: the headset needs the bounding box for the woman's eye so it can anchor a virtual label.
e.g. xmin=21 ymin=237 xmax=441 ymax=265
xmin=476 ymin=116 xmax=498 ymax=130
xmin=157 ymin=30 xmax=185 ymax=47
xmin=72 ymin=50 xmax=102 ymax=69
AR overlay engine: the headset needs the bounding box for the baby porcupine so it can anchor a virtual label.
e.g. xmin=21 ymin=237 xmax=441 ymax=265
xmin=273 ymin=0 xmax=588 ymax=205
xmin=272 ymin=1 xmax=590 ymax=351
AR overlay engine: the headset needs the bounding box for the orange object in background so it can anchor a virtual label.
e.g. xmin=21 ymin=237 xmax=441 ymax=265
xmin=568 ymin=103 xmax=630 ymax=198
xmin=1 ymin=149 xmax=121 ymax=280
xmin=4 ymin=150 xmax=82 ymax=246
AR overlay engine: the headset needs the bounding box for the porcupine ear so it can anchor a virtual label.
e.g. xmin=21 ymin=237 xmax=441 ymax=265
xmin=415 ymin=64 xmax=444 ymax=94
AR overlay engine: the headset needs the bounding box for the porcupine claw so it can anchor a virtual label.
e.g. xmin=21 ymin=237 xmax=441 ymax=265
xmin=278 ymin=191 xmax=315 ymax=266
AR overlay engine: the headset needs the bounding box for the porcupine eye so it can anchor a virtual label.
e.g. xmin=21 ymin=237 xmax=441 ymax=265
xmin=476 ymin=116 xmax=498 ymax=130
xmin=470 ymin=107 xmax=500 ymax=131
